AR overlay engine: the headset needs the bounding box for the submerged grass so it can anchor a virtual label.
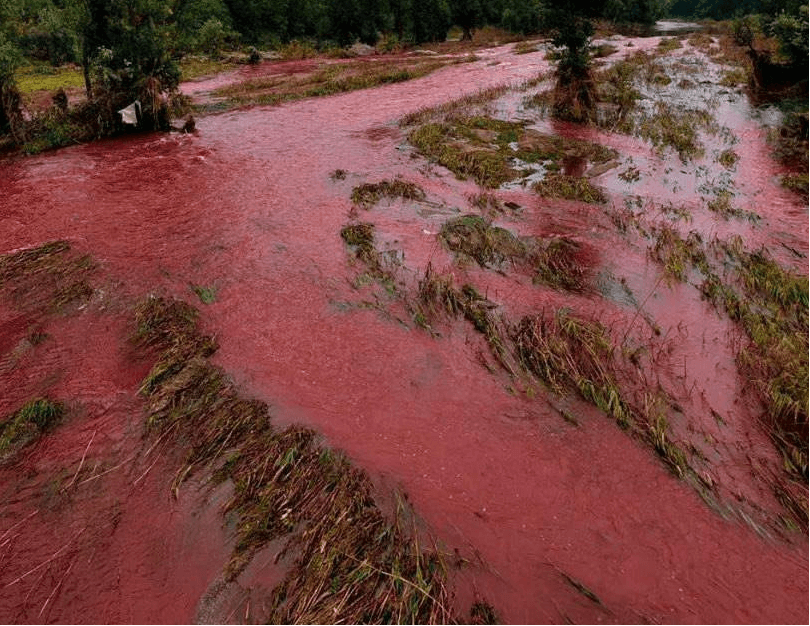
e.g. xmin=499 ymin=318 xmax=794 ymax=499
xmin=650 ymin=225 xmax=709 ymax=282
xmin=132 ymin=296 xmax=454 ymax=622
xmin=0 ymin=241 xmax=95 ymax=313
xmin=637 ymin=103 xmax=718 ymax=163
xmin=644 ymin=228 xmax=808 ymax=521
xmin=0 ymin=398 xmax=65 ymax=462
xmin=701 ymin=247 xmax=809 ymax=493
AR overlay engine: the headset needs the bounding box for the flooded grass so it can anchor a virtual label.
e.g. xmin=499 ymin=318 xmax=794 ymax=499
xmin=532 ymin=237 xmax=589 ymax=292
xmin=636 ymin=104 xmax=718 ymax=163
xmin=210 ymin=58 xmax=463 ymax=111
xmin=0 ymin=398 xmax=65 ymax=462
xmin=650 ymin=225 xmax=709 ymax=282
xmin=408 ymin=119 xmax=521 ymax=188
xmin=407 ymin=115 xmax=616 ymax=192
xmin=132 ymin=296 xmax=454 ymax=622
xmin=512 ymin=311 xmax=689 ymax=476
xmin=439 ymin=215 xmax=525 ymax=268
xmin=780 ymin=173 xmax=809 ymax=197
xmin=351 ymin=179 xmax=426 ymax=207
xmin=0 ymin=241 xmax=96 ymax=313
xmin=533 ymin=173 xmax=607 ymax=204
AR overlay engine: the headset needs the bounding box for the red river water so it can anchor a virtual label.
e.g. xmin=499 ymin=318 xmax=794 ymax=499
xmin=0 ymin=38 xmax=807 ymax=623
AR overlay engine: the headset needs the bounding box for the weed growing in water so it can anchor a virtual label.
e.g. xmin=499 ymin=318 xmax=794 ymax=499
xmin=131 ymin=296 xmax=455 ymax=622
xmin=191 ymin=285 xmax=217 ymax=304
xmin=351 ymin=179 xmax=426 ymax=207
xmin=0 ymin=241 xmax=95 ymax=313
xmin=0 ymin=398 xmax=65 ymax=461
xmin=650 ymin=225 xmax=710 ymax=281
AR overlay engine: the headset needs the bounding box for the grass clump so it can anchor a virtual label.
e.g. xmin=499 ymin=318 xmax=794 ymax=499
xmin=706 ymin=191 xmax=749 ymax=220
xmin=412 ymin=265 xmax=510 ymax=372
xmin=351 ymin=179 xmax=426 ymax=207
xmin=439 ymin=215 xmax=525 ymax=268
xmin=512 ymin=310 xmax=688 ymax=475
xmin=657 ymin=38 xmax=683 ymax=53
xmin=637 ymin=103 xmax=717 ymax=163
xmin=718 ymin=149 xmax=739 ymax=168
xmin=533 ymin=173 xmax=607 ymax=204
xmin=408 ymin=119 xmax=520 ymax=188
xmin=132 ymin=296 xmax=455 ymax=622
xmin=191 ymin=284 xmax=217 ymax=304
xmin=781 ymin=173 xmax=808 ymax=197
xmin=0 ymin=398 xmax=65 ymax=461
xmin=0 ymin=241 xmax=95 ymax=313
xmin=532 ymin=237 xmax=589 ymax=292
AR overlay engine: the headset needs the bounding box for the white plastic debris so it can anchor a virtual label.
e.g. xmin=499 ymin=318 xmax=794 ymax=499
xmin=118 ymin=100 xmax=141 ymax=126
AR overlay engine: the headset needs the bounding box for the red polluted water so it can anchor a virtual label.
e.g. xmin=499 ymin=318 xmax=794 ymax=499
xmin=0 ymin=38 xmax=807 ymax=623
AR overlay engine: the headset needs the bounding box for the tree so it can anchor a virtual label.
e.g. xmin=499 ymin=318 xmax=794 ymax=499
xmin=77 ymin=0 xmax=180 ymax=131
xmin=449 ymin=0 xmax=483 ymax=40
xmin=546 ymin=0 xmax=606 ymax=123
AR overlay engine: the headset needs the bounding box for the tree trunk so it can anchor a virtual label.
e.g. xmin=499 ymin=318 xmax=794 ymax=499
xmin=461 ymin=26 xmax=473 ymax=41
xmin=82 ymin=44 xmax=92 ymax=99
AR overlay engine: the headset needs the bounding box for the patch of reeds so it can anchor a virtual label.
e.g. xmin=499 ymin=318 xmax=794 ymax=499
xmin=439 ymin=215 xmax=525 ymax=268
xmin=351 ymin=179 xmax=426 ymax=207
xmin=132 ymin=296 xmax=455 ymax=622
xmin=0 ymin=398 xmax=65 ymax=461
xmin=0 ymin=240 xmax=95 ymax=313
xmin=533 ymin=173 xmax=607 ymax=204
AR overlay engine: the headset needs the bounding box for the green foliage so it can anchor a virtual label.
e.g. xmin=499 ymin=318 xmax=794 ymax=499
xmin=769 ymin=5 xmax=809 ymax=69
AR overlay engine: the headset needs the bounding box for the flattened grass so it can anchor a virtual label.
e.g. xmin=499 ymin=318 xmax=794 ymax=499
xmin=0 ymin=241 xmax=95 ymax=313
xmin=132 ymin=296 xmax=454 ymax=622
